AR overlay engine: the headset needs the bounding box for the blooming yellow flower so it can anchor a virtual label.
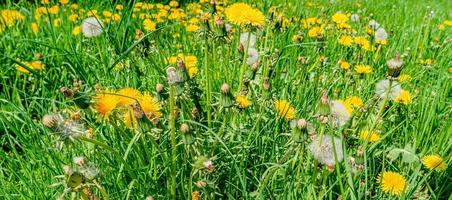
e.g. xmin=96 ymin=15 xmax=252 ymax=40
xmin=275 ymin=100 xmax=296 ymax=121
xmin=338 ymin=35 xmax=353 ymax=46
xmin=117 ymin=88 xmax=141 ymax=106
xmin=355 ymin=65 xmax=372 ymax=74
xmin=345 ymin=96 xmax=363 ymax=108
xmin=378 ymin=171 xmax=407 ymax=196
xmin=169 ymin=1 xmax=179 ymax=8
xmin=112 ymin=14 xmax=121 ymax=21
xmin=394 ymin=90 xmax=411 ymax=105
xmin=93 ymin=90 xmax=120 ymax=119
xmin=359 ymin=130 xmax=380 ymax=142
xmin=338 ymin=59 xmax=350 ymax=70
xmin=16 ymin=61 xmax=45 ymax=73
xmin=224 ymin=3 xmax=265 ymax=27
xmin=49 ymin=6 xmax=59 ymax=15
xmin=332 ymin=12 xmax=348 ymax=24
xmin=69 ymin=14 xmax=78 ymax=21
xmin=72 ymin=26 xmax=81 ymax=35
xmin=236 ymin=95 xmax=252 ymax=109
xmin=115 ymin=4 xmax=124 ymax=10
xmin=398 ymin=74 xmax=411 ymax=82
xmin=59 ymin=0 xmax=69 ymax=5
xmin=31 ymin=22 xmax=39 ymax=34
xmin=167 ymin=54 xmax=199 ymax=78
xmin=143 ymin=19 xmax=156 ymax=31
xmin=354 ymin=36 xmax=371 ymax=51
xmin=422 ymin=155 xmax=448 ymax=171
xmin=308 ymin=26 xmax=324 ymax=38
xmin=139 ymin=92 xmax=162 ymax=123
xmin=186 ymin=24 xmax=199 ymax=32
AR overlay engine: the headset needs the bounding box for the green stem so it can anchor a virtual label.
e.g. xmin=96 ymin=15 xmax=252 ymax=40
xmin=237 ymin=32 xmax=252 ymax=93
xmin=204 ymin=37 xmax=212 ymax=128
xmin=169 ymin=85 xmax=177 ymax=199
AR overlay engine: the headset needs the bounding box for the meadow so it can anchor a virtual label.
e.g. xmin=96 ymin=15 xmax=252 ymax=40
xmin=0 ymin=0 xmax=451 ymax=199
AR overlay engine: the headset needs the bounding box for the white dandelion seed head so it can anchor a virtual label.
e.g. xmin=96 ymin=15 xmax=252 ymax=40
xmin=368 ymin=19 xmax=380 ymax=30
xmin=309 ymin=134 xmax=344 ymax=166
xmin=375 ymin=27 xmax=388 ymax=41
xmin=330 ymin=100 xmax=351 ymax=127
xmin=375 ymin=79 xmax=402 ymax=100
xmin=246 ymin=47 xmax=259 ymax=65
xmin=82 ymin=17 xmax=103 ymax=38
xmin=350 ymin=14 xmax=360 ymax=22
xmin=240 ymin=32 xmax=256 ymax=47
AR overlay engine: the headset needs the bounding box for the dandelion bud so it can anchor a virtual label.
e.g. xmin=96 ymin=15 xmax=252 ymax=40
xmin=42 ymin=114 xmax=58 ymax=128
xmin=195 ymin=180 xmax=207 ymax=188
xmin=60 ymin=87 xmax=74 ymax=98
xmin=203 ymin=160 xmax=214 ymax=173
xmin=357 ymin=148 xmax=364 ymax=157
xmin=327 ymin=164 xmax=335 ymax=172
xmin=298 ymin=56 xmax=308 ymax=65
xmin=73 ymin=156 xmax=86 ymax=166
xmin=191 ymin=107 xmax=199 ymax=119
xmin=317 ymin=91 xmax=331 ymax=116
xmin=166 ymin=67 xmax=180 ymax=85
xmin=318 ymin=115 xmax=329 ymax=124
xmin=263 ymin=77 xmax=270 ymax=90
xmin=297 ymin=119 xmax=307 ymax=129
xmin=238 ymin=43 xmax=244 ymax=53
xmin=215 ymin=17 xmax=224 ymax=26
xmin=220 ymin=83 xmax=230 ymax=94
xmin=180 ymin=123 xmax=189 ymax=133
xmin=63 ymin=165 xmax=73 ymax=175
xmin=386 ymin=53 xmax=403 ymax=78
xmin=135 ymin=29 xmax=144 ymax=40
xmin=156 ymin=83 xmax=164 ymax=93
xmin=176 ymin=57 xmax=185 ymax=69
xmin=251 ymin=62 xmax=259 ymax=72
xmin=210 ymin=0 xmax=215 ymax=6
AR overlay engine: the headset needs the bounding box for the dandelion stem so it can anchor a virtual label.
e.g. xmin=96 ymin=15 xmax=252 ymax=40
xmin=237 ymin=32 xmax=252 ymax=93
xmin=169 ymin=85 xmax=177 ymax=198
xmin=204 ymin=37 xmax=212 ymax=128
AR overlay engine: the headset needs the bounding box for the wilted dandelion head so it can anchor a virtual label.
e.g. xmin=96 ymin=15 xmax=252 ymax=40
xmin=368 ymin=19 xmax=380 ymax=29
xmin=350 ymin=14 xmax=360 ymax=22
xmin=378 ymin=171 xmax=406 ymax=196
xmin=166 ymin=67 xmax=180 ymax=85
xmin=81 ymin=17 xmax=103 ymax=38
xmin=375 ymin=27 xmax=388 ymax=41
xmin=422 ymin=155 xmax=447 ymax=171
xmin=246 ymin=47 xmax=259 ymax=65
xmin=274 ymin=100 xmax=296 ymax=121
xmin=224 ymin=3 xmax=266 ymax=27
xmin=240 ymin=32 xmax=256 ymax=47
xmin=309 ymin=134 xmax=344 ymax=166
xmin=330 ymin=100 xmax=351 ymax=127
xmin=375 ymin=80 xmax=402 ymax=100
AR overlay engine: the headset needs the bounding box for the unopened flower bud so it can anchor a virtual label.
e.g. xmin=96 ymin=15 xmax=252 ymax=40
xmin=60 ymin=87 xmax=74 ymax=98
xmin=166 ymin=67 xmax=180 ymax=85
xmin=386 ymin=53 xmax=403 ymax=78
xmin=63 ymin=165 xmax=73 ymax=175
xmin=297 ymin=119 xmax=307 ymax=129
xmin=215 ymin=17 xmax=224 ymax=26
xmin=156 ymin=83 xmax=164 ymax=93
xmin=195 ymin=180 xmax=207 ymax=188
xmin=180 ymin=123 xmax=189 ymax=133
xmin=42 ymin=114 xmax=58 ymax=128
xmin=73 ymin=156 xmax=85 ymax=166
xmin=203 ymin=160 xmax=214 ymax=173
xmin=263 ymin=77 xmax=270 ymax=90
xmin=177 ymin=57 xmax=185 ymax=69
xmin=221 ymin=83 xmax=230 ymax=94
xmin=252 ymin=62 xmax=259 ymax=72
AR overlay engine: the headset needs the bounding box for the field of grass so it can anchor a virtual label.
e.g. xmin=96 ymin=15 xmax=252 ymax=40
xmin=1 ymin=0 xmax=451 ymax=199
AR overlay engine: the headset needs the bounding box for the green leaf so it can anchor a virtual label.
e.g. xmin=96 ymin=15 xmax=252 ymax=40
xmin=387 ymin=143 xmax=419 ymax=164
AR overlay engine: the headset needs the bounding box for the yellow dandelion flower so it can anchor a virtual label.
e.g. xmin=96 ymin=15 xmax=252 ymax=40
xmin=422 ymin=155 xmax=448 ymax=171
xmin=355 ymin=65 xmax=372 ymax=74
xmin=115 ymin=4 xmax=124 ymax=11
xmin=236 ymin=95 xmax=252 ymax=109
xmin=359 ymin=130 xmax=380 ymax=143
xmin=59 ymin=0 xmax=69 ymax=5
xmin=143 ymin=19 xmax=156 ymax=31
xmin=117 ymin=88 xmax=141 ymax=106
xmin=123 ymin=108 xmax=137 ymax=129
xmin=332 ymin=12 xmax=348 ymax=24
xmin=112 ymin=14 xmax=121 ymax=21
xmin=49 ymin=6 xmax=59 ymax=15
xmin=338 ymin=35 xmax=353 ymax=46
xmin=68 ymin=14 xmax=78 ymax=21
xmin=186 ymin=24 xmax=199 ymax=32
xmin=224 ymin=3 xmax=265 ymax=27
xmin=72 ymin=26 xmax=81 ymax=35
xmin=275 ymin=100 xmax=296 ymax=121
xmin=394 ymin=90 xmax=411 ymax=105
xmin=378 ymin=171 xmax=407 ymax=196
xmin=308 ymin=26 xmax=324 ymax=38
xmin=31 ymin=22 xmax=39 ymax=34
xmin=338 ymin=59 xmax=350 ymax=70
xmin=139 ymin=92 xmax=162 ymax=123
xmin=93 ymin=90 xmax=120 ymax=119
xmin=398 ymin=74 xmax=411 ymax=82
xmin=345 ymin=96 xmax=363 ymax=108
xmin=16 ymin=61 xmax=45 ymax=73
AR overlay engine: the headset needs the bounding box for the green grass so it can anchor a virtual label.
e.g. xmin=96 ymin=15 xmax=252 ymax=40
xmin=1 ymin=0 xmax=451 ymax=199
